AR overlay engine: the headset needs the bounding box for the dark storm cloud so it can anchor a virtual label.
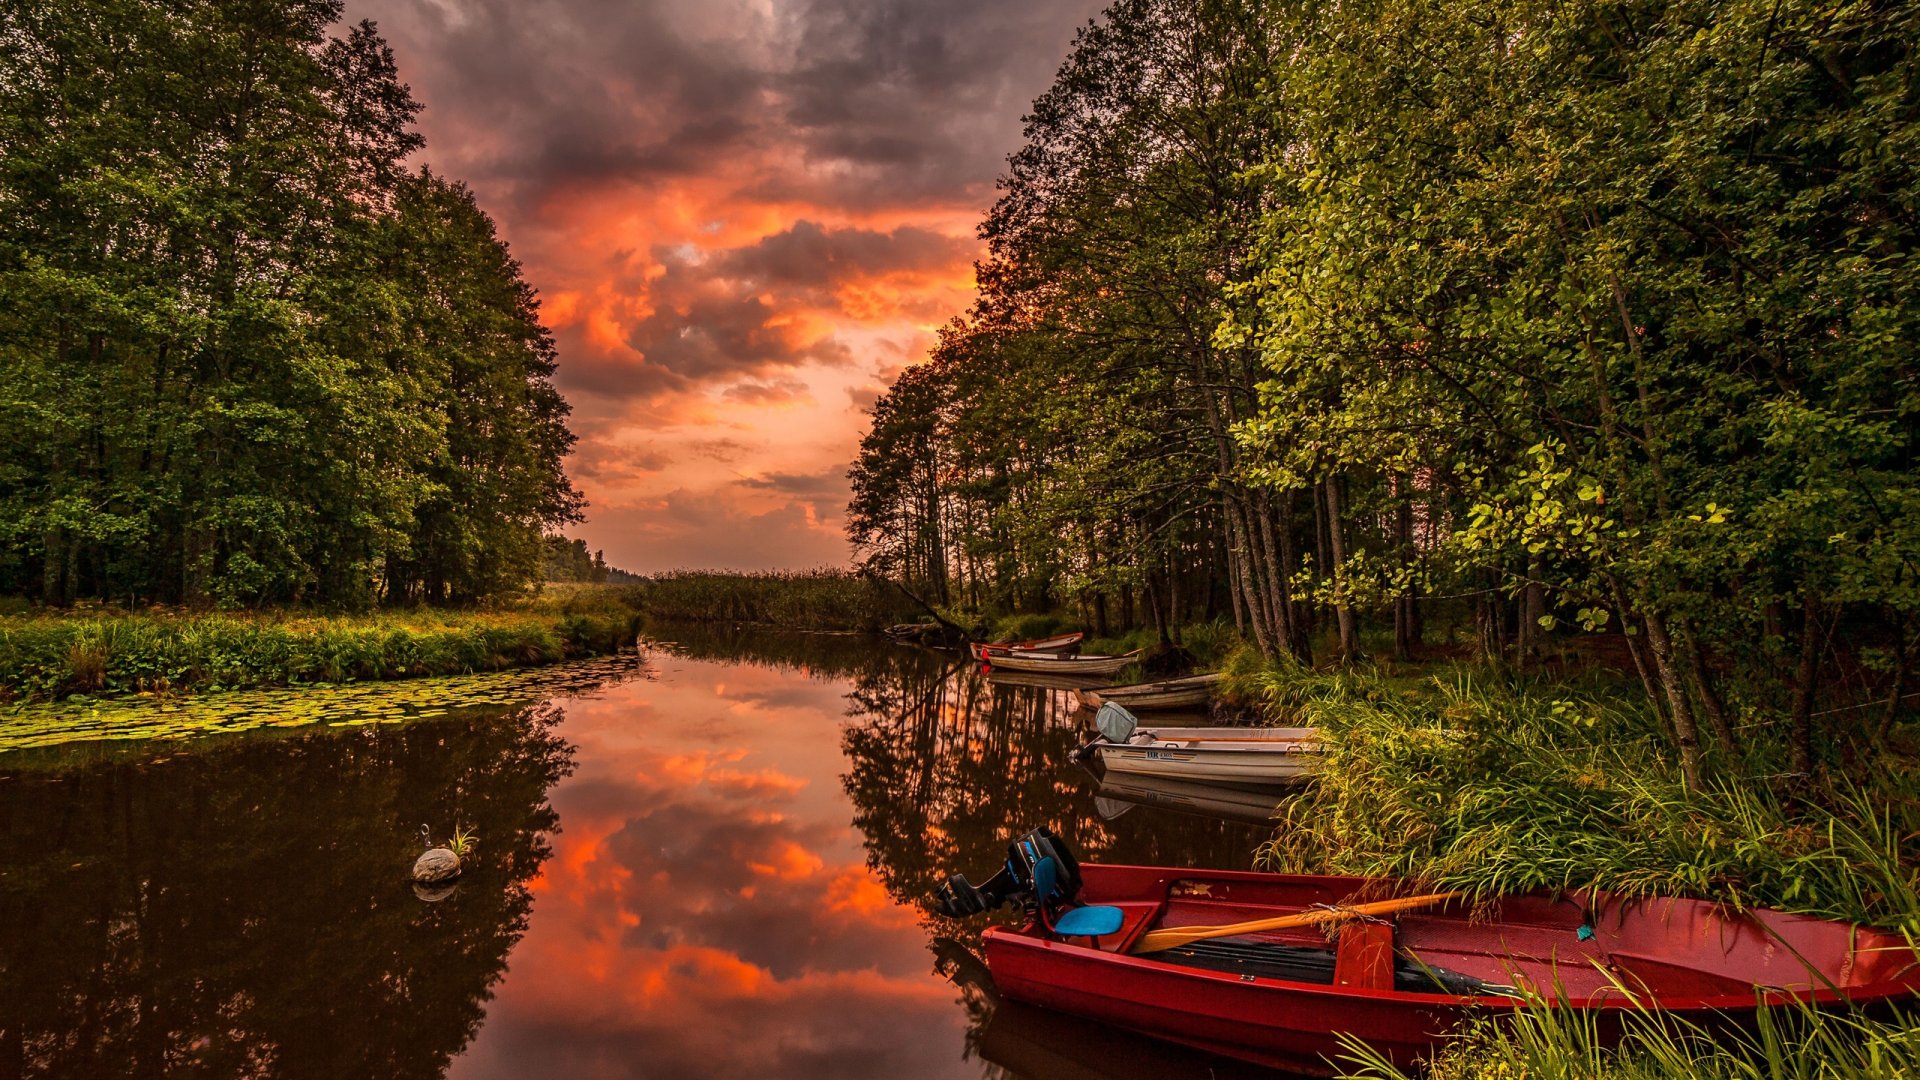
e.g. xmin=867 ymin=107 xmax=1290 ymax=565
xmin=721 ymin=378 xmax=811 ymax=405
xmin=737 ymin=468 xmax=848 ymax=525
xmin=577 ymin=223 xmax=967 ymax=394
xmin=715 ymin=220 xmax=972 ymax=290
xmin=771 ymin=0 xmax=1107 ymax=204
xmin=347 ymin=0 xmax=1107 ymax=214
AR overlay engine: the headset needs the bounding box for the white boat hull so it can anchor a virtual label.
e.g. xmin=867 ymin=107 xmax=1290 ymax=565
xmin=986 ymin=649 xmax=1142 ymax=677
xmin=1092 ymin=774 xmax=1288 ymax=825
xmin=1088 ymin=726 xmax=1321 ymax=787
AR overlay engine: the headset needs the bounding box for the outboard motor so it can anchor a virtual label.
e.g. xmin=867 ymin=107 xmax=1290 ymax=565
xmin=932 ymin=826 xmax=1085 ymax=918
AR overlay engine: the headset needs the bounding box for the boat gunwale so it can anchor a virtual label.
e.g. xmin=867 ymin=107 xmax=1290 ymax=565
xmin=984 ymin=864 xmax=1920 ymax=1015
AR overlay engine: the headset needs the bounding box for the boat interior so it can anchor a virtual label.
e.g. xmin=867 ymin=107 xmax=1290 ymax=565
xmin=1046 ymin=867 xmax=1918 ymax=1004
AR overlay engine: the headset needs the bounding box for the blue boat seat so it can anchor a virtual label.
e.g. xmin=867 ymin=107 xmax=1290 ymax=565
xmin=1054 ymin=904 xmax=1126 ymax=937
xmin=1032 ymin=856 xmax=1126 ymax=940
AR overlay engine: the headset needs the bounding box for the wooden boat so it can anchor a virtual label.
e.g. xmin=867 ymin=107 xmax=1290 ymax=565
xmin=1082 ymin=725 xmax=1321 ymax=787
xmin=1090 ymin=772 xmax=1287 ymax=826
xmin=969 ymin=631 xmax=1084 ymax=662
xmin=986 ymin=649 xmax=1143 ymax=677
xmin=983 ymin=862 xmax=1920 ymax=1075
xmin=987 ymin=669 xmax=1111 ymax=693
xmin=1077 ymin=673 xmax=1225 ymax=712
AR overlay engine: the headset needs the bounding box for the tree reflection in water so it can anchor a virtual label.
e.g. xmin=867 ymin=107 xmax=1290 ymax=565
xmin=835 ymin=641 xmax=1275 ymax=1078
xmin=649 ymin=621 xmax=1276 ymax=1069
xmin=839 ymin=653 xmax=1268 ymax=930
xmin=0 ymin=631 xmax=1281 ymax=1080
xmin=0 ymin=703 xmax=574 ymax=1079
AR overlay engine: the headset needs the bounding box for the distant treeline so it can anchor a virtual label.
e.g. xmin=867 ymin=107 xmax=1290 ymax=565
xmin=626 ymin=570 xmax=917 ymax=633
xmin=541 ymin=537 xmax=641 ymax=585
xmin=848 ymin=0 xmax=1919 ymax=784
xmin=0 ymin=2 xmax=580 ymax=609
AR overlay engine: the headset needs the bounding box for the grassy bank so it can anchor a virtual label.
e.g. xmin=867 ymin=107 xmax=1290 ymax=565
xmin=0 ymin=586 xmax=642 ymax=703
xmin=1223 ymin=651 xmax=1920 ymax=1077
xmin=624 ymin=569 xmax=916 ymax=631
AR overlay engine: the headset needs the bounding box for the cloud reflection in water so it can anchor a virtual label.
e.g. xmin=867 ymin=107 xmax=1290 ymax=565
xmin=449 ymin=653 xmax=973 ymax=1080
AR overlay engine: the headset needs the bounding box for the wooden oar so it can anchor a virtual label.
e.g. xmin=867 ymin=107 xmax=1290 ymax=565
xmin=1130 ymin=891 xmax=1462 ymax=955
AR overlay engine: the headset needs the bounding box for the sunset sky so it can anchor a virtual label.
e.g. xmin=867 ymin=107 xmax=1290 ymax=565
xmin=344 ymin=0 xmax=1105 ymax=573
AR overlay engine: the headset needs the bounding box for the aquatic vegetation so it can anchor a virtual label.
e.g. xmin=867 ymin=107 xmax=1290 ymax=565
xmin=0 ymin=653 xmax=649 ymax=758
xmin=447 ymin=824 xmax=480 ymax=858
xmin=626 ymin=570 xmax=915 ymax=631
xmin=0 ymin=600 xmax=643 ymax=702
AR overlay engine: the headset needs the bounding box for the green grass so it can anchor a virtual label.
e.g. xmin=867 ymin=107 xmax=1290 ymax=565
xmin=623 ymin=569 xmax=916 ymax=631
xmin=1336 ymin=989 xmax=1920 ymax=1079
xmin=0 ymin=586 xmax=643 ymax=702
xmin=1226 ymin=648 xmax=1920 ymax=1079
xmin=1242 ymin=654 xmax=1920 ymax=932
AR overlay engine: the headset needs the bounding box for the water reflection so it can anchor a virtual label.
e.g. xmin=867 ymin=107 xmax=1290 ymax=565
xmin=0 ymin=631 xmax=1282 ymax=1079
xmin=0 ymin=703 xmax=572 ymax=1078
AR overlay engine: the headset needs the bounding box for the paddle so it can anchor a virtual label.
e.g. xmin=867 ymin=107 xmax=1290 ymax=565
xmin=1095 ymin=702 xmax=1139 ymax=742
xmin=1130 ymin=891 xmax=1463 ymax=955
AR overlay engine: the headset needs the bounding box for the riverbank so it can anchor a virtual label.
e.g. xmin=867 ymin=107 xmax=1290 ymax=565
xmin=623 ymin=569 xmax=917 ymax=631
xmin=0 ymin=587 xmax=643 ymax=703
xmin=1223 ymin=653 xmax=1920 ymax=1078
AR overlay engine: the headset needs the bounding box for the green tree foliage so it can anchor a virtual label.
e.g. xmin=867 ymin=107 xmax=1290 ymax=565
xmin=0 ymin=1 xmax=581 ymax=609
xmin=849 ymin=0 xmax=1919 ymax=783
xmin=851 ymin=0 xmax=1303 ymax=647
xmin=1223 ymin=0 xmax=1919 ymax=784
xmin=539 ymin=535 xmax=638 ymax=584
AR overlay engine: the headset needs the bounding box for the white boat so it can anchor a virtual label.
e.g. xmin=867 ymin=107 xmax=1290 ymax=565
xmin=1090 ymin=772 xmax=1289 ymax=826
xmin=1076 ymin=672 xmax=1224 ymax=712
xmin=984 ymin=649 xmax=1143 ymax=677
xmin=1078 ymin=703 xmax=1321 ymax=787
xmin=968 ymin=632 xmax=1084 ymax=662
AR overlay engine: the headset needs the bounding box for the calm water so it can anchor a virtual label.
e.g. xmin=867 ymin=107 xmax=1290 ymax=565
xmin=0 ymin=628 xmax=1282 ymax=1079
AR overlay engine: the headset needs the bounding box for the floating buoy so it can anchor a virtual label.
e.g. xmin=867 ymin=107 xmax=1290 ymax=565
xmin=412 ymin=847 xmax=462 ymax=885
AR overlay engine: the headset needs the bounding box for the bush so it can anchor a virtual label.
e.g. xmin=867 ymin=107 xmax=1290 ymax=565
xmin=1244 ymin=662 xmax=1920 ymax=935
xmin=0 ymin=598 xmax=643 ymax=702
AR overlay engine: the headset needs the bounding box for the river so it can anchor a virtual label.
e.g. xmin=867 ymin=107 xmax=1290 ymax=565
xmin=0 ymin=627 xmax=1286 ymax=1079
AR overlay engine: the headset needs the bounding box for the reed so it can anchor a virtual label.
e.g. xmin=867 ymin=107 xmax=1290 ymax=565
xmin=624 ymin=569 xmax=915 ymax=631
xmin=0 ymin=591 xmax=643 ymax=702
xmin=1241 ymin=653 xmax=1920 ymax=934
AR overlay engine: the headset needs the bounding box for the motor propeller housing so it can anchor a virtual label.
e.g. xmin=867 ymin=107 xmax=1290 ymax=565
xmin=932 ymin=826 xmax=1085 ymax=918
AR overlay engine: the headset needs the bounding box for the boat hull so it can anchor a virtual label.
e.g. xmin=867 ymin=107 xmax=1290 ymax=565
xmin=988 ymin=650 xmax=1142 ymax=677
xmin=969 ymin=632 xmax=1084 ymax=661
xmin=1092 ymin=774 xmax=1287 ymax=825
xmin=1087 ymin=725 xmax=1321 ymax=787
xmin=1092 ymin=743 xmax=1316 ymax=786
xmin=982 ymin=865 xmax=1920 ymax=1075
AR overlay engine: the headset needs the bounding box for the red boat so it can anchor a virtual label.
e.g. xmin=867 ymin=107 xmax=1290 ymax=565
xmin=971 ymin=859 xmax=1920 ymax=1075
xmin=968 ymin=631 xmax=1084 ymax=662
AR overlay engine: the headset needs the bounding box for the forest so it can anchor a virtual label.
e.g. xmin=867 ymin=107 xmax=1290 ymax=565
xmin=848 ymin=0 xmax=1920 ymax=786
xmin=0 ymin=0 xmax=580 ymax=609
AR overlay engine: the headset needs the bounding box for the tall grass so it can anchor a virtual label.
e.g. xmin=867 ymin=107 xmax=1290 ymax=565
xmin=1231 ymin=653 xmax=1920 ymax=1077
xmin=625 ymin=569 xmax=915 ymax=631
xmin=1243 ymin=657 xmax=1920 ymax=933
xmin=0 ymin=588 xmax=642 ymax=702
xmin=1337 ymin=988 xmax=1920 ymax=1080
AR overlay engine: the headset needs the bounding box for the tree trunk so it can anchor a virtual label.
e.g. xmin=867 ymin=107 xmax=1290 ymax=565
xmin=1789 ymin=597 xmax=1830 ymax=777
xmin=1323 ymin=478 xmax=1359 ymax=664
xmin=1680 ymin=622 xmax=1736 ymax=753
xmin=1642 ymin=607 xmax=1706 ymax=790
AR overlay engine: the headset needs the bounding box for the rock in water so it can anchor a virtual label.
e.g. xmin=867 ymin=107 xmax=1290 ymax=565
xmin=412 ymin=847 xmax=462 ymax=885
